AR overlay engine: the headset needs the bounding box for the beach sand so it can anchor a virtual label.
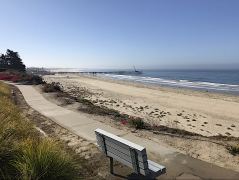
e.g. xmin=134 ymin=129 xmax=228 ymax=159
xmin=43 ymin=74 xmax=239 ymax=138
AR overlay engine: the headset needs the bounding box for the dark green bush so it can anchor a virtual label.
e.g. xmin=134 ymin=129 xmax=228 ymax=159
xmin=227 ymin=144 xmax=239 ymax=156
xmin=28 ymin=75 xmax=44 ymax=85
xmin=129 ymin=118 xmax=145 ymax=129
xmin=42 ymin=82 xmax=62 ymax=93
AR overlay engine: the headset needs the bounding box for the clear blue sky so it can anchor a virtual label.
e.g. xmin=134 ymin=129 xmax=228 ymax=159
xmin=0 ymin=0 xmax=239 ymax=69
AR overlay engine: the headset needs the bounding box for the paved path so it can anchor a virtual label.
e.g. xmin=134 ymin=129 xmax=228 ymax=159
xmin=16 ymin=84 xmax=239 ymax=179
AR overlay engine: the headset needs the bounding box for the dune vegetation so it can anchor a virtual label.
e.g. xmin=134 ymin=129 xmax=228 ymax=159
xmin=0 ymin=82 xmax=79 ymax=179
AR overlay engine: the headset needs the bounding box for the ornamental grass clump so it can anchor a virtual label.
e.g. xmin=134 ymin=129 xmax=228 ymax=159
xmin=14 ymin=139 xmax=79 ymax=180
xmin=0 ymin=82 xmax=79 ymax=179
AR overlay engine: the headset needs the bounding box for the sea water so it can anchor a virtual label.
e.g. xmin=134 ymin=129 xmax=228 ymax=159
xmin=98 ymin=69 xmax=239 ymax=95
xmin=49 ymin=68 xmax=239 ymax=95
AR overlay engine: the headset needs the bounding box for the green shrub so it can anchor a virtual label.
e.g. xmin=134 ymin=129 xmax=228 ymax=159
xmin=27 ymin=75 xmax=44 ymax=85
xmin=227 ymin=144 xmax=239 ymax=156
xmin=42 ymin=82 xmax=62 ymax=93
xmin=13 ymin=139 xmax=79 ymax=180
xmin=129 ymin=118 xmax=145 ymax=129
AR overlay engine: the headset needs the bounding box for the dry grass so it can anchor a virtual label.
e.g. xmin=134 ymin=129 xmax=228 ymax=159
xmin=0 ymin=81 xmax=10 ymax=97
xmin=0 ymin=82 xmax=79 ymax=179
xmin=14 ymin=139 xmax=78 ymax=180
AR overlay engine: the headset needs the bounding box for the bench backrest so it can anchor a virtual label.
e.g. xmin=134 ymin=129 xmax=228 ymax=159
xmin=95 ymin=128 xmax=149 ymax=175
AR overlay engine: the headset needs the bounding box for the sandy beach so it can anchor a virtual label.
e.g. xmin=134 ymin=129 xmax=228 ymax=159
xmin=39 ymin=74 xmax=239 ymax=172
xmin=43 ymin=74 xmax=239 ymax=138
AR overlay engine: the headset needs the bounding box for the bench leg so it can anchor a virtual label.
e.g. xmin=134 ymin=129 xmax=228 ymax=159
xmin=109 ymin=157 xmax=114 ymax=174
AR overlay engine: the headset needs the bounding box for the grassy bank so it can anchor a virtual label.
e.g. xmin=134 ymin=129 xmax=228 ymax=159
xmin=0 ymin=82 xmax=79 ymax=179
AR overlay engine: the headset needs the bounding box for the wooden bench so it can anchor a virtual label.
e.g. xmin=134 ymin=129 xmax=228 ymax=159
xmin=95 ymin=128 xmax=166 ymax=178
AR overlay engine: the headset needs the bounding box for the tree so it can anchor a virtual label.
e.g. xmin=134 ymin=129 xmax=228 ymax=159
xmin=0 ymin=54 xmax=7 ymax=70
xmin=0 ymin=54 xmax=5 ymax=59
xmin=0 ymin=49 xmax=26 ymax=71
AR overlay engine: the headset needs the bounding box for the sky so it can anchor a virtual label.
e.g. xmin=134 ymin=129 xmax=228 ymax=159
xmin=0 ymin=0 xmax=239 ymax=69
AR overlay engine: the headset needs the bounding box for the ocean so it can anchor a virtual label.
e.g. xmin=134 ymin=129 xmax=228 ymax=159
xmin=49 ymin=68 xmax=239 ymax=95
xmin=97 ymin=69 xmax=239 ymax=94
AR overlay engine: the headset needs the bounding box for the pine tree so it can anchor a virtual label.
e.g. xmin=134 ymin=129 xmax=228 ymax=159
xmin=0 ymin=49 xmax=26 ymax=71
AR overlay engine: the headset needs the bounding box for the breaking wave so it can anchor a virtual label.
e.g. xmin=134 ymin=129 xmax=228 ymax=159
xmin=99 ymin=74 xmax=239 ymax=93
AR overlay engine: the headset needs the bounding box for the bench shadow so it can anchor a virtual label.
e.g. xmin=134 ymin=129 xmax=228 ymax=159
xmin=127 ymin=173 xmax=156 ymax=180
xmin=112 ymin=172 xmax=156 ymax=180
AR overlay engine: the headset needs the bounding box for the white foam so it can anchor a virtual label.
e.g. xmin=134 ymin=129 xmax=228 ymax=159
xmin=98 ymin=74 xmax=239 ymax=93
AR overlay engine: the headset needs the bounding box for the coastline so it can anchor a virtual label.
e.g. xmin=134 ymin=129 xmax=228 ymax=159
xmin=74 ymin=70 xmax=239 ymax=95
xmin=43 ymin=73 xmax=239 ymax=137
xmin=80 ymin=73 xmax=239 ymax=101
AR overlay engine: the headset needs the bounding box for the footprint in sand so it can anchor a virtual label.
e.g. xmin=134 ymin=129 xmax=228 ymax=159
xmin=204 ymin=122 xmax=208 ymax=124
xmin=225 ymin=132 xmax=231 ymax=136
xmin=199 ymin=115 xmax=207 ymax=118
xmin=192 ymin=119 xmax=196 ymax=122
xmin=227 ymin=127 xmax=233 ymax=131
xmin=231 ymin=124 xmax=236 ymax=128
xmin=216 ymin=124 xmax=222 ymax=126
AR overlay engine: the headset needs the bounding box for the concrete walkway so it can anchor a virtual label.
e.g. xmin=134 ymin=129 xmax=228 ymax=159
xmin=16 ymin=84 xmax=239 ymax=179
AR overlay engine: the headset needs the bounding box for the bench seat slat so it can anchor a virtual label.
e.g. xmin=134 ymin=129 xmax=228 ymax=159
xmin=96 ymin=132 xmax=147 ymax=160
xmin=97 ymin=141 xmax=148 ymax=169
xmin=95 ymin=129 xmax=145 ymax=151
xmin=95 ymin=132 xmax=146 ymax=154
xmin=105 ymin=140 xmax=148 ymax=162
xmin=96 ymin=138 xmax=148 ymax=162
